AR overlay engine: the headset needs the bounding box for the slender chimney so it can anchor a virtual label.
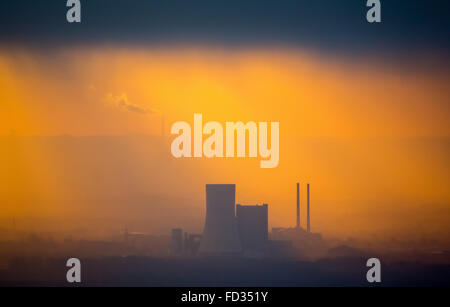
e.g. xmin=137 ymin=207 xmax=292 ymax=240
xmin=307 ymin=183 xmax=310 ymax=232
xmin=161 ymin=114 xmax=165 ymax=138
xmin=296 ymin=183 xmax=300 ymax=228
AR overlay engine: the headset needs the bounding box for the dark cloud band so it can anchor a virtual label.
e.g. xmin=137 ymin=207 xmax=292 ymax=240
xmin=0 ymin=0 xmax=449 ymax=54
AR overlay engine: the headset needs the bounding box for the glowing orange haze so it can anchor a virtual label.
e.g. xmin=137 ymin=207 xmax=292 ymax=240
xmin=0 ymin=47 xmax=449 ymax=239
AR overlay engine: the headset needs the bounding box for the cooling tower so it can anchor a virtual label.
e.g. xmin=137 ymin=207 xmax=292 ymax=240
xmin=199 ymin=184 xmax=242 ymax=255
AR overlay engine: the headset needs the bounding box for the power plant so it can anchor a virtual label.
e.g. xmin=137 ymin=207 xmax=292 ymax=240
xmin=172 ymin=182 xmax=322 ymax=258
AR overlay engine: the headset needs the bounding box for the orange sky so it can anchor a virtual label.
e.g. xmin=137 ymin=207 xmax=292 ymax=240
xmin=1 ymin=48 xmax=449 ymax=138
xmin=1 ymin=47 xmax=449 ymax=239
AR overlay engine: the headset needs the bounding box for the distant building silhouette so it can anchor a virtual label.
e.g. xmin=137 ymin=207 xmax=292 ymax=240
xmin=184 ymin=232 xmax=202 ymax=256
xmin=199 ymin=184 xmax=242 ymax=256
xmin=171 ymin=228 xmax=183 ymax=255
xmin=236 ymin=204 xmax=268 ymax=253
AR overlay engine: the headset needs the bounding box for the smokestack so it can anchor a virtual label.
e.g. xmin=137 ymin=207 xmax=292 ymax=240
xmin=161 ymin=114 xmax=165 ymax=138
xmin=307 ymin=183 xmax=310 ymax=232
xmin=296 ymin=183 xmax=300 ymax=228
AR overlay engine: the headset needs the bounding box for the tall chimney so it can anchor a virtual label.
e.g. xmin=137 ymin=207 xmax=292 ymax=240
xmin=307 ymin=183 xmax=310 ymax=232
xmin=161 ymin=114 xmax=165 ymax=138
xmin=296 ymin=183 xmax=300 ymax=228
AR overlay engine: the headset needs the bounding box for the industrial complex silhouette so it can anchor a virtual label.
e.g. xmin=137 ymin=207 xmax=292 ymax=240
xmin=171 ymin=183 xmax=322 ymax=258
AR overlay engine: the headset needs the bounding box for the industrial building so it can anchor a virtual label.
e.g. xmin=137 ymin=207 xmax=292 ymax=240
xmin=184 ymin=232 xmax=202 ymax=256
xmin=170 ymin=228 xmax=183 ymax=255
xmin=236 ymin=204 xmax=268 ymax=253
xmin=269 ymin=183 xmax=327 ymax=259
